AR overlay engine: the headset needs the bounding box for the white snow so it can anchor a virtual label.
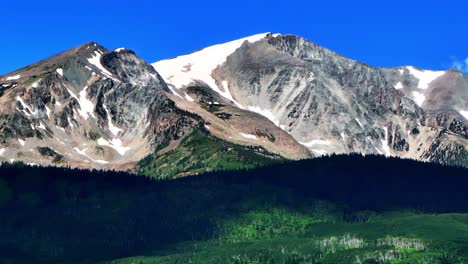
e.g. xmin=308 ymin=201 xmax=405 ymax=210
xmin=68 ymin=117 xmax=74 ymax=129
xmin=37 ymin=123 xmax=46 ymax=130
xmin=97 ymin=137 xmax=130 ymax=155
xmin=0 ymin=148 xmax=6 ymax=156
xmin=246 ymin=106 xmax=280 ymax=126
xmin=381 ymin=127 xmax=392 ymax=157
xmin=16 ymin=96 xmax=38 ymax=116
xmin=85 ymin=65 xmax=93 ymax=71
xmin=153 ymin=33 xmax=273 ymax=104
xmin=395 ymin=82 xmax=403 ymax=89
xmin=9 ymin=159 xmax=15 ymax=163
xmin=411 ymin=91 xmax=426 ymax=107
xmin=77 ymin=86 xmax=96 ymax=120
xmin=103 ymin=105 xmax=123 ymax=136
xmin=87 ymin=51 xmax=114 ymax=78
xmin=299 ymin=139 xmax=334 ymax=156
xmin=18 ymin=139 xmax=25 ymax=146
xmin=73 ymin=147 xmax=109 ymax=164
xmin=355 ymin=118 xmax=364 ymax=128
xmin=32 ymin=80 xmax=40 ymax=88
xmin=459 ymin=110 xmax=468 ymax=120
xmin=406 ymin=66 xmax=445 ymax=90
xmin=184 ymin=93 xmax=195 ymax=102
xmin=45 ymin=105 xmax=51 ymax=119
xmin=299 ymin=139 xmax=332 ymax=148
xmin=56 ymin=68 xmax=64 ymax=76
xmin=204 ymin=125 xmax=210 ymax=130
xmin=6 ymin=75 xmax=20 ymax=81
xmin=65 ymin=85 xmax=95 ymax=120
xmin=239 ymin=133 xmax=258 ymax=140
xmin=115 ymin=48 xmax=126 ymax=52
xmin=340 ymin=132 xmax=347 ymax=142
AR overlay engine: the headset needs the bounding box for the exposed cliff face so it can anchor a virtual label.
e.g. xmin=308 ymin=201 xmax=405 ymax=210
xmin=0 ymin=44 xmax=199 ymax=169
xmin=153 ymin=33 xmax=468 ymax=167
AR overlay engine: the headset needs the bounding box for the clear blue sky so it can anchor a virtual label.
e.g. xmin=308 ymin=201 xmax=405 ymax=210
xmin=1 ymin=0 xmax=467 ymax=75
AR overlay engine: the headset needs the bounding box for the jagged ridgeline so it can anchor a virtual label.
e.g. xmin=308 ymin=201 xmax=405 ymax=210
xmin=1 ymin=155 xmax=468 ymax=263
xmin=1 ymin=33 xmax=468 ymax=177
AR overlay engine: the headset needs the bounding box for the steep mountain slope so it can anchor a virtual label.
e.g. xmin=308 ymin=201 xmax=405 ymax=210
xmin=0 ymin=43 xmax=201 ymax=169
xmin=0 ymin=42 xmax=305 ymax=172
xmin=153 ymin=33 xmax=468 ymax=167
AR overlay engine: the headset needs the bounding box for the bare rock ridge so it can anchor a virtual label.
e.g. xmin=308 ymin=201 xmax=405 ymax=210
xmin=153 ymin=33 xmax=468 ymax=167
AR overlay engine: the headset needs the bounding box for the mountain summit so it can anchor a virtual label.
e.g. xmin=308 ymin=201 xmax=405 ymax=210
xmin=153 ymin=33 xmax=468 ymax=167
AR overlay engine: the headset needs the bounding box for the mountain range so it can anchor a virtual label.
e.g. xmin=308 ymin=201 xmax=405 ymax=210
xmin=0 ymin=33 xmax=467 ymax=176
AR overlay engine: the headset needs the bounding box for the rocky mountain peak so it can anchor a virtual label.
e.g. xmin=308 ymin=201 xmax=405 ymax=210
xmin=153 ymin=33 xmax=468 ymax=167
xmin=0 ymin=42 xmax=200 ymax=169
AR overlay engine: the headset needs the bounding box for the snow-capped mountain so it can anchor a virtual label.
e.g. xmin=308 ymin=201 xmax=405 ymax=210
xmin=153 ymin=33 xmax=468 ymax=166
xmin=0 ymin=33 xmax=466 ymax=172
xmin=0 ymin=41 xmax=307 ymax=170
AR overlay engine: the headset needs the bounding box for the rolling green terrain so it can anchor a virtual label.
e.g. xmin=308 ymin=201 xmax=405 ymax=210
xmin=136 ymin=129 xmax=283 ymax=178
xmin=1 ymin=156 xmax=468 ymax=263
xmin=111 ymin=211 xmax=468 ymax=264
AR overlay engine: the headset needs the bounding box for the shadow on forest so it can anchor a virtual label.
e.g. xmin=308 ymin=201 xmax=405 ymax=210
xmin=0 ymin=154 xmax=467 ymax=263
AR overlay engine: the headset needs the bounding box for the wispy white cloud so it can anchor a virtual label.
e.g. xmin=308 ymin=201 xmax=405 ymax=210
xmin=451 ymin=57 xmax=468 ymax=73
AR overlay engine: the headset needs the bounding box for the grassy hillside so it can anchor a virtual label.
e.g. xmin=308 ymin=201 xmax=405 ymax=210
xmin=111 ymin=212 xmax=468 ymax=264
xmin=0 ymin=156 xmax=468 ymax=263
xmin=136 ymin=129 xmax=283 ymax=178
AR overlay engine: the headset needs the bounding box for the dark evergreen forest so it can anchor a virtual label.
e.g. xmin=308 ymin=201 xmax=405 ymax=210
xmin=1 ymin=155 xmax=468 ymax=263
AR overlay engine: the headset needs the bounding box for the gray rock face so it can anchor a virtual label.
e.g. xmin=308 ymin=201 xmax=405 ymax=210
xmin=1 ymin=33 xmax=467 ymax=170
xmin=0 ymin=44 xmax=199 ymax=169
xmin=154 ymin=33 xmax=468 ymax=167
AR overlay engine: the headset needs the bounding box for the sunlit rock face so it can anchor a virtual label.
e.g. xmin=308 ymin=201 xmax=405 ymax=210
xmin=0 ymin=43 xmax=199 ymax=170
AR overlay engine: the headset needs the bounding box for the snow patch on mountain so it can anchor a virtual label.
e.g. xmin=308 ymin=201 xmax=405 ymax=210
xmin=395 ymin=81 xmax=403 ymax=89
xmin=77 ymin=86 xmax=95 ymax=120
xmin=97 ymin=138 xmax=130 ymax=156
xmin=6 ymin=75 xmax=20 ymax=81
xmin=16 ymin=96 xmax=37 ymax=116
xmin=74 ymin=147 xmax=109 ymax=164
xmin=411 ymin=91 xmax=426 ymax=107
xmin=247 ymin=106 xmax=280 ymax=126
xmin=88 ymin=51 xmax=114 ymax=78
xmin=459 ymin=110 xmax=468 ymax=120
xmin=152 ymin=33 xmax=274 ymax=104
xmin=32 ymin=80 xmax=40 ymax=88
xmin=103 ymin=104 xmax=123 ymax=136
xmin=406 ymin=66 xmax=445 ymax=90
xmin=299 ymin=139 xmax=334 ymax=156
xmin=239 ymin=133 xmax=258 ymax=140
xmin=37 ymin=123 xmax=46 ymax=130
xmin=381 ymin=127 xmax=392 ymax=157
